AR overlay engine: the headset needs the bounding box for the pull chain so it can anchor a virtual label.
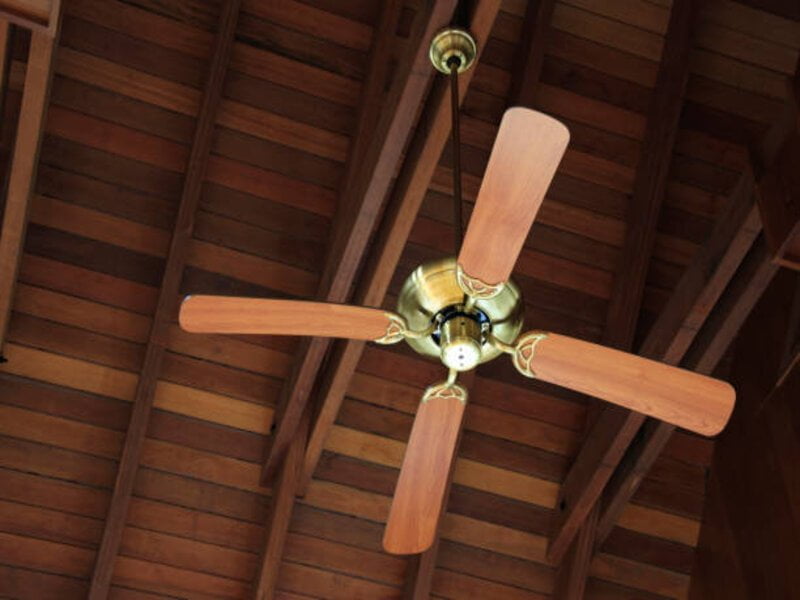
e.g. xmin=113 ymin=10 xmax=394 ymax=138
xmin=449 ymin=57 xmax=463 ymax=256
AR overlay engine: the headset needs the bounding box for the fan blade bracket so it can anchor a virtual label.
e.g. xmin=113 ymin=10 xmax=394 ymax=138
xmin=456 ymin=263 xmax=505 ymax=300
xmin=421 ymin=380 xmax=468 ymax=405
xmin=511 ymin=331 xmax=550 ymax=378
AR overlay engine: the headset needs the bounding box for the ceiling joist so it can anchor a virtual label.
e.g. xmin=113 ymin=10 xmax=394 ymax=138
xmin=0 ymin=6 xmax=60 ymax=355
xmin=261 ymin=0 xmax=459 ymax=483
xmin=0 ymin=0 xmax=59 ymax=36
xmin=548 ymin=0 xmax=698 ymax=566
xmin=594 ymin=62 xmax=800 ymax=549
xmin=297 ymin=0 xmax=503 ymax=493
xmin=86 ymin=2 xmax=242 ymax=596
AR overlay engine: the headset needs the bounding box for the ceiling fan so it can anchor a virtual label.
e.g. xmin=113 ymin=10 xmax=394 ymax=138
xmin=178 ymin=29 xmax=735 ymax=557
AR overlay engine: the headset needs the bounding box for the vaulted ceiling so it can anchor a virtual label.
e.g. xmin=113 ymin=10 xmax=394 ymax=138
xmin=0 ymin=0 xmax=798 ymax=599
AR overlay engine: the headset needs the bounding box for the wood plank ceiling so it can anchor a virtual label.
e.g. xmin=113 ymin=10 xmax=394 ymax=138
xmin=0 ymin=1 xmax=798 ymax=599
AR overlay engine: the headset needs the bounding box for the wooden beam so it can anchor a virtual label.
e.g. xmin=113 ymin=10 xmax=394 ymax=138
xmin=553 ymin=503 xmax=598 ymax=599
xmin=572 ymin=168 xmax=761 ymax=549
xmin=597 ymin=237 xmax=781 ymax=546
xmin=0 ymin=0 xmax=59 ymax=36
xmin=298 ymin=0 xmax=503 ymax=492
xmin=86 ymin=3 xmax=241 ymax=597
xmin=253 ymin=413 xmax=309 ymax=600
xmin=262 ymin=0 xmax=458 ymax=482
xmin=547 ymin=0 xmax=697 ymax=565
xmin=507 ymin=0 xmax=555 ymax=107
xmin=592 ymin=65 xmax=800 ymax=545
xmin=0 ymin=10 xmax=60 ymax=356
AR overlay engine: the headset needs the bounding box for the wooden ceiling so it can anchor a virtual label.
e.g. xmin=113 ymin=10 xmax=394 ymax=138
xmin=0 ymin=0 xmax=798 ymax=599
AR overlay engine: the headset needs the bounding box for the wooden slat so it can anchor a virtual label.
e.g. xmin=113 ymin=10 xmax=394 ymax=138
xmin=0 ymin=18 xmax=60 ymax=355
xmin=261 ymin=0 xmax=458 ymax=482
xmin=86 ymin=3 xmax=241 ymax=597
xmin=299 ymin=0 xmax=503 ymax=491
xmin=548 ymin=0 xmax=698 ymax=565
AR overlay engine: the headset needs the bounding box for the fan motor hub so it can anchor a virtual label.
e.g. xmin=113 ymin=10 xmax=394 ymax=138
xmin=396 ymin=257 xmax=524 ymax=366
xmin=439 ymin=314 xmax=482 ymax=371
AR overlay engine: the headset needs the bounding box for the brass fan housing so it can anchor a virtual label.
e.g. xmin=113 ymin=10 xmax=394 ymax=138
xmin=396 ymin=257 xmax=524 ymax=367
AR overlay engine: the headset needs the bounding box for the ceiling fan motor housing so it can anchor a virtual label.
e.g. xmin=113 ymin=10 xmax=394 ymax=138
xmin=396 ymin=257 xmax=524 ymax=369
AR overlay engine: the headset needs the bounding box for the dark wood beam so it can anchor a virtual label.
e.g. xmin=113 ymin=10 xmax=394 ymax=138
xmin=0 ymin=8 xmax=60 ymax=356
xmin=0 ymin=0 xmax=59 ymax=36
xmin=507 ymin=0 xmax=555 ymax=107
xmin=298 ymin=0 xmax=503 ymax=492
xmin=262 ymin=0 xmax=459 ymax=482
xmin=554 ymin=503 xmax=598 ymax=599
xmin=597 ymin=237 xmax=781 ymax=546
xmin=87 ymin=3 xmax=241 ymax=596
xmin=547 ymin=0 xmax=697 ymax=565
xmin=593 ymin=66 xmax=800 ymax=545
xmin=253 ymin=412 xmax=310 ymax=600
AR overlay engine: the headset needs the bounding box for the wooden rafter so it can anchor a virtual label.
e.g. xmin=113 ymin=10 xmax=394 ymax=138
xmin=86 ymin=2 xmax=241 ymax=596
xmin=261 ymin=0 xmax=459 ymax=482
xmin=594 ymin=63 xmax=799 ymax=549
xmin=595 ymin=173 xmax=762 ymax=544
xmin=0 ymin=0 xmax=58 ymax=36
xmin=0 ymin=6 xmax=60 ymax=356
xmin=253 ymin=412 xmax=310 ymax=600
xmin=298 ymin=0 xmax=503 ymax=493
xmin=548 ymin=0 xmax=697 ymax=566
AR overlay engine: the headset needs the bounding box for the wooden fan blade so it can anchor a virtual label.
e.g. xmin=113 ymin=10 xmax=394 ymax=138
xmin=511 ymin=332 xmax=735 ymax=436
xmin=457 ymin=108 xmax=569 ymax=294
xmin=179 ymin=295 xmax=404 ymax=342
xmin=383 ymin=382 xmax=467 ymax=555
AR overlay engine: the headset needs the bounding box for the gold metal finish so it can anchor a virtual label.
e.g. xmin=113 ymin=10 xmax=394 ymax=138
xmin=421 ymin=381 xmax=468 ymax=405
xmin=513 ymin=332 xmax=549 ymax=378
xmin=456 ymin=263 xmax=505 ymax=299
xmin=374 ymin=313 xmax=408 ymax=345
xmin=487 ymin=331 xmax=515 ymax=355
xmin=396 ymin=257 xmax=524 ymax=364
xmin=439 ymin=315 xmax=482 ymax=371
xmin=429 ymin=28 xmax=477 ymax=74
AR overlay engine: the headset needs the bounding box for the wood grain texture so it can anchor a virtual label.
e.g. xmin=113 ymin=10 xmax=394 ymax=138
xmin=261 ymin=0 xmax=458 ymax=482
xmin=179 ymin=295 xmax=399 ymax=341
xmin=253 ymin=414 xmax=309 ymax=600
xmin=548 ymin=0 xmax=699 ymax=568
xmin=516 ymin=332 xmax=734 ymax=436
xmin=383 ymin=387 xmax=467 ymax=555
xmin=87 ymin=2 xmax=241 ymax=597
xmin=594 ymin=68 xmax=800 ymax=550
xmin=457 ymin=107 xmax=569 ymax=287
xmin=0 ymin=23 xmax=59 ymax=353
xmin=298 ymin=0 xmax=503 ymax=490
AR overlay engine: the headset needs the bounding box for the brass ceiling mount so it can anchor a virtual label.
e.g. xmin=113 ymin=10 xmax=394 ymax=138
xmin=396 ymin=257 xmax=524 ymax=370
xmin=429 ymin=27 xmax=477 ymax=74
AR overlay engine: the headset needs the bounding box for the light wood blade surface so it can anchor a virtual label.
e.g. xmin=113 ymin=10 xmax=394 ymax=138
xmin=383 ymin=384 xmax=466 ymax=555
xmin=458 ymin=107 xmax=569 ymax=287
xmin=513 ymin=332 xmax=735 ymax=436
xmin=179 ymin=295 xmax=398 ymax=341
